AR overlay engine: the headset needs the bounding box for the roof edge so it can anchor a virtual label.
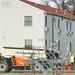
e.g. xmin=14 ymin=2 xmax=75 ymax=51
xmin=20 ymin=0 xmax=75 ymax=19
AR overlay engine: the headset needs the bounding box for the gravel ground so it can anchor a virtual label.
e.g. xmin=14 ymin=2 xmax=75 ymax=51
xmin=0 ymin=73 xmax=75 ymax=75
xmin=0 ymin=70 xmax=75 ymax=75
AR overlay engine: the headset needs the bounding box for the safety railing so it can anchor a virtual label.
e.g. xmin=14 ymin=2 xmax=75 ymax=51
xmin=29 ymin=46 xmax=66 ymax=75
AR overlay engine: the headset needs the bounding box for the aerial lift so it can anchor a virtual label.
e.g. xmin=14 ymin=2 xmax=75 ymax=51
xmin=0 ymin=53 xmax=31 ymax=72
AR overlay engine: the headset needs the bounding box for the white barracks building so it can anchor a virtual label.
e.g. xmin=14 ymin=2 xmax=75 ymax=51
xmin=0 ymin=0 xmax=75 ymax=58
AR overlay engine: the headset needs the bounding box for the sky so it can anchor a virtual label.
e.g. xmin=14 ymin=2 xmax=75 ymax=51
xmin=28 ymin=0 xmax=41 ymax=3
xmin=28 ymin=0 xmax=58 ymax=8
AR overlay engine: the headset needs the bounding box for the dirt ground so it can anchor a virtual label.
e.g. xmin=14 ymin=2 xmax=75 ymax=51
xmin=0 ymin=73 xmax=75 ymax=75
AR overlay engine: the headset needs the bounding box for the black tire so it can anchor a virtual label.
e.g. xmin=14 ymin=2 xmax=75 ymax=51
xmin=0 ymin=60 xmax=8 ymax=73
xmin=6 ymin=68 xmax=12 ymax=72
xmin=26 ymin=66 xmax=30 ymax=70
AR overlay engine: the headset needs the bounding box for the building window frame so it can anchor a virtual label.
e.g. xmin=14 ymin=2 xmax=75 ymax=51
xmin=58 ymin=19 xmax=60 ymax=29
xmin=70 ymin=42 xmax=72 ymax=52
xmin=2 ymin=2 xmax=11 ymax=6
xmin=45 ymin=40 xmax=47 ymax=47
xmin=70 ymin=22 xmax=72 ymax=31
xmin=25 ymin=39 xmax=32 ymax=49
xmin=24 ymin=16 xmax=32 ymax=26
xmin=52 ymin=18 xmax=56 ymax=43
xmin=45 ymin=16 xmax=47 ymax=27
xmin=58 ymin=40 xmax=60 ymax=51
xmin=66 ymin=21 xmax=68 ymax=30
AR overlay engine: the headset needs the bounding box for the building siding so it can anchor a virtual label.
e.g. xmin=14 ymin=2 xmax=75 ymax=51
xmin=45 ymin=13 xmax=75 ymax=58
xmin=0 ymin=0 xmax=45 ymax=48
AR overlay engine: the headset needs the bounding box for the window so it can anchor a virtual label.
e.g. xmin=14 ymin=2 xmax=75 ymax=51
xmin=66 ymin=21 xmax=68 ymax=30
xmin=45 ymin=16 xmax=47 ymax=27
xmin=24 ymin=16 xmax=32 ymax=26
xmin=45 ymin=40 xmax=47 ymax=47
xmin=25 ymin=39 xmax=32 ymax=49
xmin=70 ymin=42 xmax=72 ymax=52
xmin=2 ymin=2 xmax=11 ymax=6
xmin=52 ymin=18 xmax=55 ymax=43
xmin=58 ymin=40 xmax=60 ymax=51
xmin=70 ymin=22 xmax=72 ymax=31
xmin=58 ymin=19 xmax=60 ymax=29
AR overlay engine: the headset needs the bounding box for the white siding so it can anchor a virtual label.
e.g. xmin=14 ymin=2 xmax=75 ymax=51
xmin=0 ymin=0 xmax=45 ymax=48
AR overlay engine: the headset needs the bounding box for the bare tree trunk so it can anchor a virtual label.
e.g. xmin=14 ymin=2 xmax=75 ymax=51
xmin=40 ymin=0 xmax=75 ymax=15
xmin=61 ymin=0 xmax=65 ymax=10
xmin=72 ymin=0 xmax=75 ymax=14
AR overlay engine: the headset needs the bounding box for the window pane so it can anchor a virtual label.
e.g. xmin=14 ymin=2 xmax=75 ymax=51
xmin=70 ymin=22 xmax=71 ymax=31
xmin=45 ymin=16 xmax=47 ymax=27
xmin=58 ymin=40 xmax=60 ymax=51
xmin=25 ymin=40 xmax=32 ymax=49
xmin=25 ymin=16 xmax=32 ymax=21
xmin=52 ymin=18 xmax=55 ymax=42
xmin=24 ymin=16 xmax=32 ymax=26
xmin=70 ymin=42 xmax=72 ymax=52
xmin=25 ymin=45 xmax=32 ymax=49
xmin=45 ymin=40 xmax=47 ymax=46
xmin=25 ymin=40 xmax=32 ymax=45
xmin=25 ymin=22 xmax=32 ymax=26
xmin=66 ymin=21 xmax=68 ymax=30
xmin=58 ymin=19 xmax=60 ymax=29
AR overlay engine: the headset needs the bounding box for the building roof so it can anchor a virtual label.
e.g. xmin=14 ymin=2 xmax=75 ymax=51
xmin=20 ymin=0 xmax=75 ymax=19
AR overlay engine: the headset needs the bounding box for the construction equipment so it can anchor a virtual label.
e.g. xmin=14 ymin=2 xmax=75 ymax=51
xmin=0 ymin=53 xmax=31 ymax=72
xmin=0 ymin=48 xmax=65 ymax=74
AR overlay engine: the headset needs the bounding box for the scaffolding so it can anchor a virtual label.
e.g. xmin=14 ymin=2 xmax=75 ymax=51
xmin=23 ymin=46 xmax=65 ymax=75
